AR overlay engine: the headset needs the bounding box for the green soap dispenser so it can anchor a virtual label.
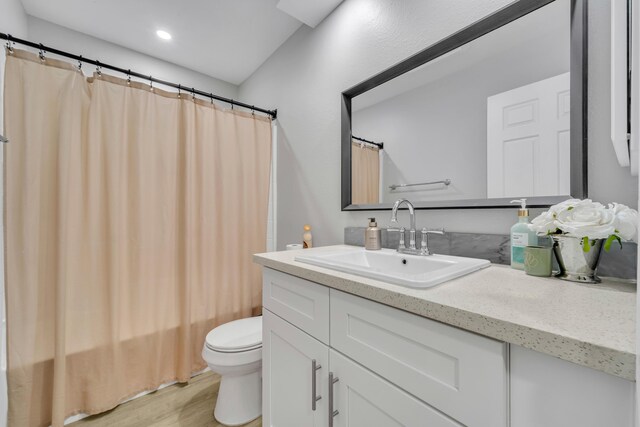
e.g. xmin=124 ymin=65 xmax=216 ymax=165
xmin=509 ymin=199 xmax=538 ymax=270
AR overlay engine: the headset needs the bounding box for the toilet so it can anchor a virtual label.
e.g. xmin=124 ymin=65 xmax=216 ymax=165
xmin=202 ymin=316 xmax=262 ymax=426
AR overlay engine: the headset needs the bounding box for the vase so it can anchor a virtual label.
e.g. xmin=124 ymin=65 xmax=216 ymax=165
xmin=551 ymin=235 xmax=604 ymax=283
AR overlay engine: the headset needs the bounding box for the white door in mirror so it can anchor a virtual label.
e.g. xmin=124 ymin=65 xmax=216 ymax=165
xmin=487 ymin=72 xmax=570 ymax=198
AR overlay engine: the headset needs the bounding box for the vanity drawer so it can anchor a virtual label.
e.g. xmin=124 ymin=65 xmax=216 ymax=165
xmin=330 ymin=289 xmax=508 ymax=427
xmin=263 ymin=268 xmax=330 ymax=344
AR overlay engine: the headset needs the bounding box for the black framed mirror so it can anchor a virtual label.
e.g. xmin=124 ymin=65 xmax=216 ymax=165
xmin=341 ymin=0 xmax=587 ymax=211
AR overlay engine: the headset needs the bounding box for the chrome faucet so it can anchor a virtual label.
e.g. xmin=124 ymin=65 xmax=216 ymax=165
xmin=390 ymin=198 xmax=445 ymax=256
xmin=390 ymin=199 xmax=417 ymax=252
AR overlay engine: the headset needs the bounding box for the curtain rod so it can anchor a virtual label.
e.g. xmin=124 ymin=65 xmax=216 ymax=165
xmin=352 ymin=135 xmax=383 ymax=149
xmin=0 ymin=32 xmax=278 ymax=119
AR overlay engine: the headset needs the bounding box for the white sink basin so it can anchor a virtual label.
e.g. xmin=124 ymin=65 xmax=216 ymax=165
xmin=295 ymin=247 xmax=490 ymax=288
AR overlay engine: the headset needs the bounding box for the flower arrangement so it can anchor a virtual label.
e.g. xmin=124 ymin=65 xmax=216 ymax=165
xmin=529 ymin=199 xmax=639 ymax=252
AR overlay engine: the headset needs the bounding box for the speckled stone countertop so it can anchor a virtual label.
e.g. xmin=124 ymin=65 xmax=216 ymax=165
xmin=254 ymin=245 xmax=637 ymax=381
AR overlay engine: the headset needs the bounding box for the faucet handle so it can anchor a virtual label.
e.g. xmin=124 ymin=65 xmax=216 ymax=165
xmin=398 ymin=227 xmax=406 ymax=249
xmin=421 ymin=228 xmax=429 ymax=251
xmin=420 ymin=228 xmax=445 ymax=255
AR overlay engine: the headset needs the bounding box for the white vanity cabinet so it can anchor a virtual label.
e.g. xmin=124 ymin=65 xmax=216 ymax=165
xmin=262 ymin=268 xmax=508 ymax=427
xmin=263 ymin=253 xmax=636 ymax=427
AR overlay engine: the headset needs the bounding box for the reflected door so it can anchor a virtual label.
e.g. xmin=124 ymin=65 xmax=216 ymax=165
xmin=487 ymin=72 xmax=570 ymax=198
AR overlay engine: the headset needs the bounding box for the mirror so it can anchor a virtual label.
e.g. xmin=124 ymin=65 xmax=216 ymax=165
xmin=341 ymin=0 xmax=587 ymax=210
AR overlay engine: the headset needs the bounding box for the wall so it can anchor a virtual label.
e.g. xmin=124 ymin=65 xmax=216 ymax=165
xmin=0 ymin=0 xmax=29 ymax=131
xmin=26 ymin=17 xmax=238 ymax=98
xmin=239 ymin=0 xmax=639 ymax=249
xmin=0 ymin=2 xmax=28 ymax=426
xmin=0 ymin=0 xmax=28 ymax=38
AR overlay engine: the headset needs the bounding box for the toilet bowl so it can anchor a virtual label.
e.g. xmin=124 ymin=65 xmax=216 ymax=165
xmin=201 ymin=316 xmax=262 ymax=426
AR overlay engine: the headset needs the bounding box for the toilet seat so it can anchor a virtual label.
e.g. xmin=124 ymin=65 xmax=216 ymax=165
xmin=205 ymin=316 xmax=262 ymax=353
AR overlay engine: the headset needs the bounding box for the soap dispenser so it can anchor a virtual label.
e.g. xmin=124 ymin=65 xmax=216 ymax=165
xmin=509 ymin=199 xmax=537 ymax=270
xmin=365 ymin=218 xmax=381 ymax=250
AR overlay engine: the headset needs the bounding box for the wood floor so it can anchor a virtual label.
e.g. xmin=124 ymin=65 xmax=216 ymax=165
xmin=70 ymin=371 xmax=262 ymax=427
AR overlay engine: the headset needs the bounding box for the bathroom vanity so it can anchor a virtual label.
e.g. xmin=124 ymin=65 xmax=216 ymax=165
xmin=255 ymin=246 xmax=635 ymax=427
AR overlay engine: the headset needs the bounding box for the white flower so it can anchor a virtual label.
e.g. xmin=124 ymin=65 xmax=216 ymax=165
xmin=609 ymin=203 xmax=639 ymax=242
xmin=549 ymin=199 xmax=582 ymax=214
xmin=530 ymin=199 xmax=639 ymax=241
xmin=555 ymin=200 xmax=615 ymax=239
xmin=529 ymin=210 xmax=556 ymax=234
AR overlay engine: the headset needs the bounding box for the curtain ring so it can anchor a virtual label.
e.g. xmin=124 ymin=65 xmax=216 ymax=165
xmin=177 ymin=84 xmax=181 ymax=99
xmin=77 ymin=55 xmax=82 ymax=71
xmin=38 ymin=44 xmax=46 ymax=61
xmin=191 ymin=87 xmax=196 ymax=102
xmin=95 ymin=60 xmax=102 ymax=77
xmin=126 ymin=69 xmax=131 ymax=85
xmin=230 ymin=100 xmax=234 ymax=110
xmin=149 ymin=75 xmax=153 ymax=91
xmin=5 ymin=34 xmax=14 ymax=54
xmin=210 ymin=93 xmax=214 ymax=105
xmin=251 ymin=106 xmax=255 ymax=116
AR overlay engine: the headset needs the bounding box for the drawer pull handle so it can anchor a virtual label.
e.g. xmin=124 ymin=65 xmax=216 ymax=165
xmin=329 ymin=372 xmax=339 ymax=426
xmin=312 ymin=359 xmax=322 ymax=411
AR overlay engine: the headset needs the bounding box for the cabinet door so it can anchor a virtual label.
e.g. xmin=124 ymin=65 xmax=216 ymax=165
xmin=331 ymin=289 xmax=507 ymax=427
xmin=263 ymin=309 xmax=329 ymax=427
xmin=329 ymin=350 xmax=463 ymax=427
xmin=510 ymin=345 xmax=635 ymax=427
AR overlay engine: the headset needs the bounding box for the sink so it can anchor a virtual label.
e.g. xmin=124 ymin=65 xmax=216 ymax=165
xmin=295 ymin=247 xmax=490 ymax=288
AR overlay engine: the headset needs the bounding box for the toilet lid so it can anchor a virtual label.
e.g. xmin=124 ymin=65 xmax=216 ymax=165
xmin=205 ymin=316 xmax=262 ymax=352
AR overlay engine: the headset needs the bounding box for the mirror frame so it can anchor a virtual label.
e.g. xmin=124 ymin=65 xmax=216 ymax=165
xmin=341 ymin=0 xmax=587 ymax=211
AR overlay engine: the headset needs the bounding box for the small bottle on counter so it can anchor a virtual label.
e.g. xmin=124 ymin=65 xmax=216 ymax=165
xmin=365 ymin=217 xmax=382 ymax=250
xmin=303 ymin=225 xmax=313 ymax=249
xmin=509 ymin=198 xmax=538 ymax=270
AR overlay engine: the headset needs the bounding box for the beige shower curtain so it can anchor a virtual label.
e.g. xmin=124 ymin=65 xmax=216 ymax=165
xmin=3 ymin=49 xmax=272 ymax=427
xmin=351 ymin=141 xmax=380 ymax=204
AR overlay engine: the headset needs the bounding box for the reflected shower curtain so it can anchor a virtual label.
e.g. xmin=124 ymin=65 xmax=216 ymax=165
xmin=351 ymin=141 xmax=380 ymax=204
xmin=3 ymin=49 xmax=272 ymax=427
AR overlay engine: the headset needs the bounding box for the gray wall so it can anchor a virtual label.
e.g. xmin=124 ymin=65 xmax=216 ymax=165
xmin=239 ymin=0 xmax=638 ymax=249
xmin=352 ymin=30 xmax=569 ymax=203
xmin=0 ymin=0 xmax=29 ymax=134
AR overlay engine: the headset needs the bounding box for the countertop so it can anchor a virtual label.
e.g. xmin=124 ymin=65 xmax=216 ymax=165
xmin=254 ymin=245 xmax=637 ymax=381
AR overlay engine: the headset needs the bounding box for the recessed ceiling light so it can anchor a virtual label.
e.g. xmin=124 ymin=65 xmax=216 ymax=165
xmin=156 ymin=30 xmax=172 ymax=40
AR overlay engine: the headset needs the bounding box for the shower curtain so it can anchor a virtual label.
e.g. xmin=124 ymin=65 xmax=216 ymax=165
xmin=3 ymin=49 xmax=272 ymax=427
xmin=351 ymin=141 xmax=380 ymax=204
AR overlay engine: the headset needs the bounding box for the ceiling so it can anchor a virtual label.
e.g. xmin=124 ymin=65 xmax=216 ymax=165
xmin=19 ymin=0 xmax=340 ymax=85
